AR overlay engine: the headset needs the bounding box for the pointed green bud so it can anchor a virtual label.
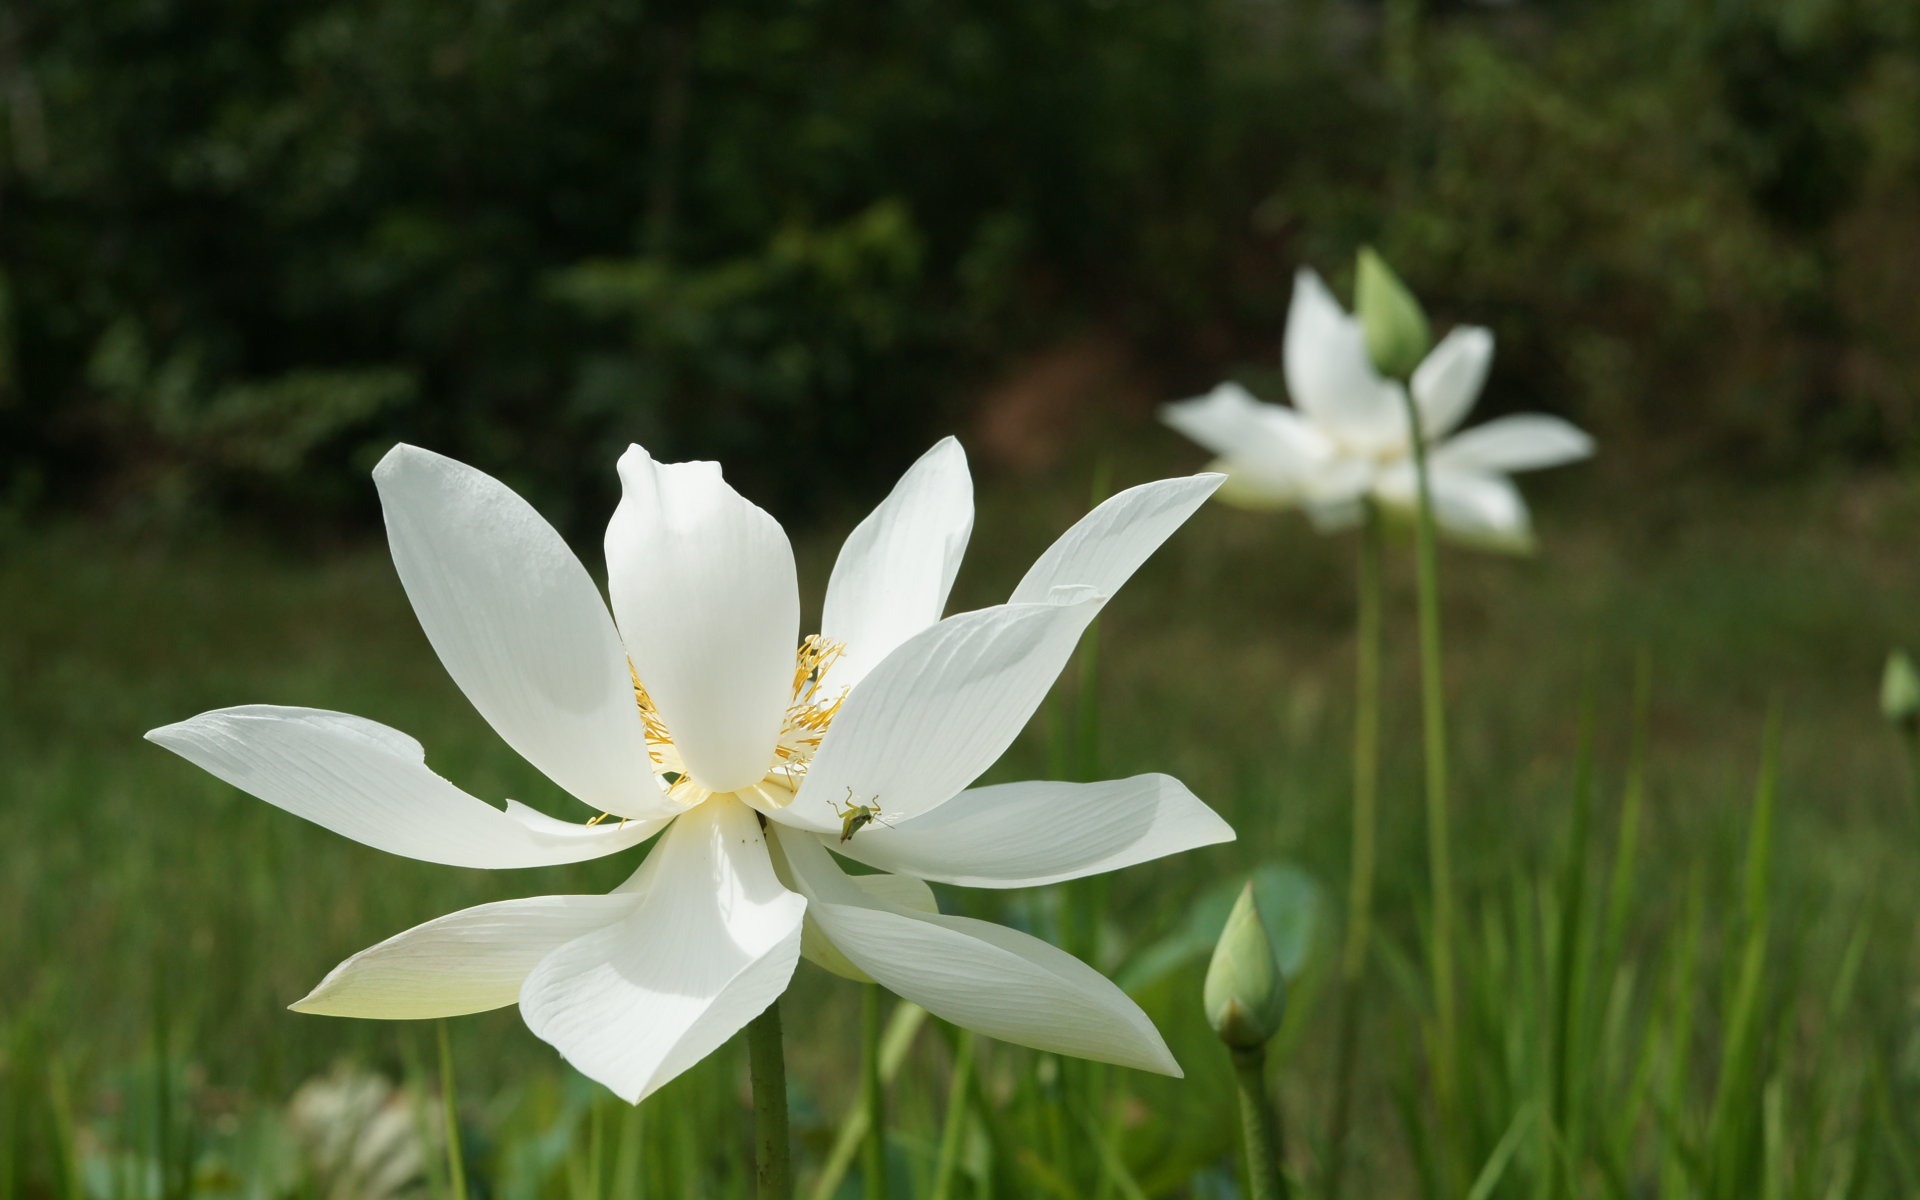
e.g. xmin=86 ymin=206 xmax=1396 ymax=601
xmin=1883 ymin=650 xmax=1920 ymax=733
xmin=1204 ymin=882 xmax=1288 ymax=1050
xmin=1355 ymin=246 xmax=1432 ymax=381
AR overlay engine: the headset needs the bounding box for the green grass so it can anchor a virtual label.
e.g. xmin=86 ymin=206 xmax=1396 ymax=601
xmin=3 ymin=449 xmax=1918 ymax=1197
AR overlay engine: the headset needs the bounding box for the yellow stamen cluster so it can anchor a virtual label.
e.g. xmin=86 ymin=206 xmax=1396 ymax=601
xmin=626 ymin=636 xmax=850 ymax=811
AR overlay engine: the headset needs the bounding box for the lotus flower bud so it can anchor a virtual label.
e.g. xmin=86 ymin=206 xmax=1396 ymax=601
xmin=1204 ymin=882 xmax=1288 ymax=1050
xmin=1884 ymin=650 xmax=1920 ymax=734
xmin=1355 ymin=247 xmax=1431 ymax=381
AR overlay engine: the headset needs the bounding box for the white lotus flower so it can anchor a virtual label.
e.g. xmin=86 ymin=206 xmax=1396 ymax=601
xmin=148 ymin=439 xmax=1232 ymax=1102
xmin=1161 ymin=268 xmax=1593 ymax=551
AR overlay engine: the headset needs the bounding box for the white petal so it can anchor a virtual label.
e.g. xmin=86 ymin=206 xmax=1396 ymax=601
xmin=1410 ymin=327 xmax=1494 ymax=440
xmin=1009 ymin=474 xmax=1224 ymax=605
xmin=606 ymin=446 xmax=799 ymax=793
xmin=1376 ymin=465 xmax=1535 ymax=553
xmin=374 ymin=445 xmax=665 ymax=819
xmin=783 ymin=595 xmax=1104 ymax=833
xmin=800 ymin=872 xmax=938 ymax=983
xmin=774 ymin=828 xmax=1178 ymax=1075
xmin=1160 ymin=383 xmax=1334 ymax=465
xmin=1431 ymin=414 xmax=1594 ymax=475
xmin=147 ymin=706 xmax=667 ymax=868
xmin=1283 ymin=269 xmax=1409 ymax=451
xmin=820 ymin=438 xmax=974 ymax=689
xmin=293 ymin=893 xmax=642 ymax=1019
xmin=837 ymin=773 xmax=1233 ymax=888
xmin=519 ymin=798 xmax=805 ymax=1104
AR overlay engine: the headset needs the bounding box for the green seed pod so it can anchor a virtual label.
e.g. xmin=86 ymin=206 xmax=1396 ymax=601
xmin=1204 ymin=881 xmax=1288 ymax=1050
xmin=1883 ymin=650 xmax=1920 ymax=733
xmin=1355 ymin=247 xmax=1432 ymax=382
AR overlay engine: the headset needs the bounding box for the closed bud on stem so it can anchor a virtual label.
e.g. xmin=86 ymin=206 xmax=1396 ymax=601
xmin=1354 ymin=247 xmax=1431 ymax=381
xmin=1205 ymin=882 xmax=1288 ymax=1050
xmin=1884 ymin=650 xmax=1920 ymax=735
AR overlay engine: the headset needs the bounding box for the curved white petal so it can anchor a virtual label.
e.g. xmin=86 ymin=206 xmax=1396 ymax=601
xmin=606 ymin=446 xmax=799 ymax=794
xmin=374 ymin=445 xmax=665 ymax=820
xmin=519 ymin=798 xmax=805 ymax=1104
xmin=1009 ymin=474 xmax=1224 ymax=605
xmin=1160 ymin=383 xmax=1335 ymax=466
xmin=820 ymin=438 xmax=974 ymax=689
xmin=1376 ymin=464 xmax=1535 ymax=553
xmin=1432 ymin=414 xmax=1594 ymax=475
xmin=783 ymin=594 xmax=1105 ymax=833
xmin=1410 ymin=327 xmax=1494 ymax=440
xmin=775 ymin=828 xmax=1179 ymax=1075
xmin=1283 ymin=269 xmax=1409 ymax=452
xmin=800 ymin=872 xmax=939 ymax=983
xmin=293 ymin=893 xmax=642 ymax=1019
xmin=837 ymin=774 xmax=1233 ymax=888
xmin=1208 ymin=460 xmax=1302 ymax=510
xmin=146 ymin=706 xmax=667 ymax=867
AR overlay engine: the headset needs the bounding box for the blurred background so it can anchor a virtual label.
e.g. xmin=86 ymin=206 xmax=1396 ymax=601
xmin=6 ymin=0 xmax=1920 ymax=1195
xmin=5 ymin=0 xmax=1920 ymax=530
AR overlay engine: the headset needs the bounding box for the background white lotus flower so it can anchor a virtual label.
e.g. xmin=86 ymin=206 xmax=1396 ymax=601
xmin=148 ymin=438 xmax=1231 ymax=1103
xmin=1161 ymin=268 xmax=1594 ymax=552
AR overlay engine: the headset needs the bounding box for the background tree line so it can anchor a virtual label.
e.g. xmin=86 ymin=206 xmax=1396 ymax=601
xmin=2 ymin=0 xmax=1916 ymax=532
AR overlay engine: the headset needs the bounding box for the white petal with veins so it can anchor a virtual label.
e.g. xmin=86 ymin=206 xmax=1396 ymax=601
xmin=821 ymin=437 xmax=973 ymax=689
xmin=374 ymin=445 xmax=665 ymax=819
xmin=775 ymin=828 xmax=1179 ymax=1075
xmin=146 ymin=706 xmax=666 ymax=868
xmin=520 ymin=798 xmax=806 ymax=1104
xmin=1010 ymin=474 xmax=1223 ymax=605
xmin=294 ymin=893 xmax=643 ymax=1019
xmin=783 ymin=594 xmax=1105 ymax=832
xmin=606 ymin=445 xmax=799 ymax=794
xmin=837 ymin=773 xmax=1233 ymax=888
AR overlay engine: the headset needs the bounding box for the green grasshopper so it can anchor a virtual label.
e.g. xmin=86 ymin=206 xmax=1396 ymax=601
xmin=828 ymin=787 xmax=891 ymax=842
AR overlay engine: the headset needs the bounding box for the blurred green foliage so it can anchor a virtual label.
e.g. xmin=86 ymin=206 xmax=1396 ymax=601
xmin=1 ymin=0 xmax=1917 ymax=528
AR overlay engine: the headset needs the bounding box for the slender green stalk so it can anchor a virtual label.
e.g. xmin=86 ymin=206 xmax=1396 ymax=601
xmin=929 ymin=1032 xmax=977 ymax=1200
xmin=748 ymin=1003 xmax=792 ymax=1200
xmin=862 ymin=985 xmax=889 ymax=1200
xmin=1325 ymin=505 xmax=1384 ymax=1200
xmin=437 ymin=1021 xmax=469 ymax=1200
xmin=1400 ymin=391 xmax=1460 ymax=1158
xmin=1231 ymin=1047 xmax=1288 ymax=1200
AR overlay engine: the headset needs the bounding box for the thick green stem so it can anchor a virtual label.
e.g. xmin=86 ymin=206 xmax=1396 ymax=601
xmin=861 ymin=985 xmax=889 ymax=1200
xmin=1324 ymin=506 xmax=1384 ymax=1200
xmin=1401 ymin=391 xmax=1460 ymax=1153
xmin=749 ymin=1003 xmax=792 ymax=1200
xmin=1231 ymin=1046 xmax=1288 ymax=1200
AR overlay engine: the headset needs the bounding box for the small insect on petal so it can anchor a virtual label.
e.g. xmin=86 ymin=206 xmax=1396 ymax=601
xmin=828 ymin=787 xmax=890 ymax=842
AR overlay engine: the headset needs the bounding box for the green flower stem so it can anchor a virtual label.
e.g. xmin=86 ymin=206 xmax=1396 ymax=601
xmin=748 ymin=1002 xmax=792 ymax=1200
xmin=1324 ymin=504 xmax=1383 ymax=1200
xmin=437 ymin=1020 xmax=470 ymax=1200
xmin=1231 ymin=1046 xmax=1288 ymax=1200
xmin=1401 ymin=390 xmax=1461 ymax=1154
xmin=862 ymin=985 xmax=889 ymax=1200
xmin=929 ymin=1031 xmax=977 ymax=1200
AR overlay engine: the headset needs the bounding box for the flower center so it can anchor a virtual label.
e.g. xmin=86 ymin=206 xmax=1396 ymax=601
xmin=628 ymin=634 xmax=849 ymax=812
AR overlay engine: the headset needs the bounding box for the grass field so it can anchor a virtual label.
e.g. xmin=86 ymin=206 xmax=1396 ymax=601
xmin=5 ymin=444 xmax=1920 ymax=1197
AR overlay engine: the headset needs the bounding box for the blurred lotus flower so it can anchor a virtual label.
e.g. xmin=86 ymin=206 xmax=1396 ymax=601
xmin=286 ymin=1066 xmax=434 ymax=1200
xmin=150 ymin=439 xmax=1231 ymax=1101
xmin=1161 ymin=267 xmax=1594 ymax=552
